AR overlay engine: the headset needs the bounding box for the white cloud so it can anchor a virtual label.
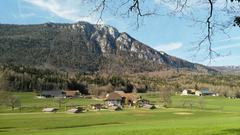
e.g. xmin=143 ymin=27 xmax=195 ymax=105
xmin=23 ymin=0 xmax=98 ymax=23
xmin=154 ymin=42 xmax=183 ymax=51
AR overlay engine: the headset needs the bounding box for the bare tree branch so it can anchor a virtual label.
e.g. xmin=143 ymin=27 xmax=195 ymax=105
xmin=84 ymin=0 xmax=240 ymax=61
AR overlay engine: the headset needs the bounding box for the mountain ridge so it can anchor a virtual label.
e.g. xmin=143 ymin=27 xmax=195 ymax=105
xmin=0 ymin=21 xmax=216 ymax=73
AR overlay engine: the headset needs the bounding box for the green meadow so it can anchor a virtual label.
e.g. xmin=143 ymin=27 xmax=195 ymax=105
xmin=0 ymin=93 xmax=240 ymax=135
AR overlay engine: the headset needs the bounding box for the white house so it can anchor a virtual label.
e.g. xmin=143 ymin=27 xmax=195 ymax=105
xmin=195 ymin=90 xmax=202 ymax=96
xmin=105 ymin=92 xmax=123 ymax=107
xmin=181 ymin=89 xmax=196 ymax=96
xmin=181 ymin=89 xmax=188 ymax=96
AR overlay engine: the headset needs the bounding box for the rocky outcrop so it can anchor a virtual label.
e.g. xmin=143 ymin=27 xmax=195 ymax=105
xmin=0 ymin=21 xmax=215 ymax=73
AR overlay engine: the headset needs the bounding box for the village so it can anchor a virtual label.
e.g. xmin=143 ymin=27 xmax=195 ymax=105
xmin=38 ymin=87 xmax=219 ymax=113
xmin=39 ymin=89 xmax=155 ymax=113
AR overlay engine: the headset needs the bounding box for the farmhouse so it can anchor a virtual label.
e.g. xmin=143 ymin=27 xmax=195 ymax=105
xmin=181 ymin=89 xmax=196 ymax=96
xmin=195 ymin=89 xmax=218 ymax=96
xmin=105 ymin=91 xmax=140 ymax=107
xmin=105 ymin=92 xmax=123 ymax=107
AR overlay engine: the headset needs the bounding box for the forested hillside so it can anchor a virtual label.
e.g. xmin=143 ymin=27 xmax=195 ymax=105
xmin=0 ymin=22 xmax=215 ymax=73
xmin=0 ymin=65 xmax=239 ymax=98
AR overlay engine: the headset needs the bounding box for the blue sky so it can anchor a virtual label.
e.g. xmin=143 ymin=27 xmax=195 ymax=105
xmin=0 ymin=0 xmax=240 ymax=66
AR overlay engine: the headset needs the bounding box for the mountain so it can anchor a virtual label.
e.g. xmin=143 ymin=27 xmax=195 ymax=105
xmin=0 ymin=21 xmax=215 ymax=73
xmin=211 ymin=66 xmax=240 ymax=75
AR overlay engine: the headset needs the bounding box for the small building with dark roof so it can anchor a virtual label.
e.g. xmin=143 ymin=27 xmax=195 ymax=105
xmin=63 ymin=90 xmax=80 ymax=98
xmin=195 ymin=89 xmax=217 ymax=96
xmin=42 ymin=108 xmax=58 ymax=112
xmin=67 ymin=107 xmax=84 ymax=113
xmin=40 ymin=90 xmax=64 ymax=98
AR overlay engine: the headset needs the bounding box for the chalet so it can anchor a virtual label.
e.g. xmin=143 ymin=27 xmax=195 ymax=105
xmin=105 ymin=91 xmax=140 ymax=107
xmin=114 ymin=91 xmax=140 ymax=105
xmin=39 ymin=90 xmax=64 ymax=98
xmin=105 ymin=92 xmax=123 ymax=107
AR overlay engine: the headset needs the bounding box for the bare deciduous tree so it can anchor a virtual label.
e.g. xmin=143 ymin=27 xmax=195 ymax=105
xmin=199 ymin=96 xmax=205 ymax=110
xmin=0 ymin=91 xmax=21 ymax=111
xmin=55 ymin=97 xmax=68 ymax=108
xmin=6 ymin=96 xmax=21 ymax=111
xmin=159 ymin=86 xmax=172 ymax=107
xmin=83 ymin=0 xmax=240 ymax=59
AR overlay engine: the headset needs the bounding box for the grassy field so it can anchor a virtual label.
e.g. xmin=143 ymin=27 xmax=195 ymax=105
xmin=0 ymin=92 xmax=102 ymax=113
xmin=142 ymin=93 xmax=240 ymax=112
xmin=0 ymin=92 xmax=240 ymax=135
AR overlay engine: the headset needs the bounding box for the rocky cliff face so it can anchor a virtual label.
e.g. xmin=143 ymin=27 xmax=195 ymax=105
xmin=0 ymin=21 xmax=215 ymax=73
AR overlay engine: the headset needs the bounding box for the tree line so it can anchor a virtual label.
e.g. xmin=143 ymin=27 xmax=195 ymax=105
xmin=0 ymin=65 xmax=146 ymax=95
xmin=1 ymin=65 xmax=240 ymax=98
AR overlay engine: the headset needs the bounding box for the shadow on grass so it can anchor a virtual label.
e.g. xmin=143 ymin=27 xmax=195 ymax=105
xmin=42 ymin=122 xmax=123 ymax=130
xmin=0 ymin=127 xmax=15 ymax=129
xmin=0 ymin=127 xmax=15 ymax=133
xmin=213 ymin=128 xmax=240 ymax=135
